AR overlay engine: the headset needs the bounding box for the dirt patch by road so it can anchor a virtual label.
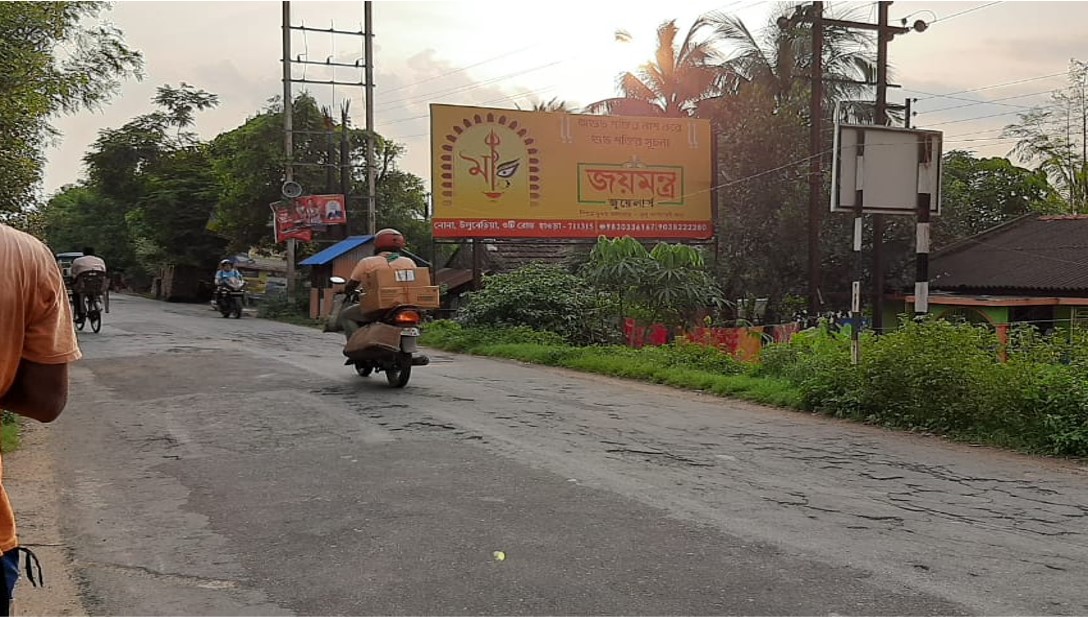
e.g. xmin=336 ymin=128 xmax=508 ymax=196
xmin=4 ymin=421 xmax=85 ymax=616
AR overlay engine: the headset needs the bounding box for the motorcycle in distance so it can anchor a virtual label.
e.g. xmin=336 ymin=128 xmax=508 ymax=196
xmin=329 ymin=275 xmax=429 ymax=388
xmin=216 ymin=278 xmax=245 ymax=318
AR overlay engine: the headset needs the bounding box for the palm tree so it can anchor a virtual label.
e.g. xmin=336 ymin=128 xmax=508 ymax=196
xmin=516 ymin=97 xmax=572 ymax=113
xmin=585 ymin=18 xmax=723 ymax=118
xmin=706 ymin=6 xmax=877 ymax=119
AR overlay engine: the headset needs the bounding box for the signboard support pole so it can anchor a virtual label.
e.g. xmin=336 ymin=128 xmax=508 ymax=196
xmin=851 ymin=127 xmax=865 ymax=366
xmin=282 ymin=1 xmax=297 ymax=301
xmin=915 ymin=193 xmax=931 ymax=318
xmin=914 ymin=124 xmax=934 ymax=318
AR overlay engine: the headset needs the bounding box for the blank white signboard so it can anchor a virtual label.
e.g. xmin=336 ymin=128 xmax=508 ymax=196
xmin=832 ymin=124 xmax=942 ymax=215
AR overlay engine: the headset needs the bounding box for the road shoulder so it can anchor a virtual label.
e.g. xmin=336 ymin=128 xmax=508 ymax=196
xmin=4 ymin=421 xmax=86 ymax=616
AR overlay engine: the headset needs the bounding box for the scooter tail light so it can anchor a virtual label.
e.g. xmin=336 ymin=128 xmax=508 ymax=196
xmin=393 ymin=310 xmax=420 ymax=325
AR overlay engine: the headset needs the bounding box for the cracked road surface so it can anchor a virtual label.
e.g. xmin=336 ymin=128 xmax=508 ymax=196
xmin=51 ymin=295 xmax=1087 ymax=615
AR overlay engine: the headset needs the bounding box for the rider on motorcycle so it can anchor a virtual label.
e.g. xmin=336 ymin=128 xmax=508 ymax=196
xmin=214 ymin=259 xmax=245 ymax=303
xmin=70 ymin=247 xmax=107 ymax=321
xmin=338 ymin=228 xmax=416 ymax=338
xmin=214 ymin=259 xmax=244 ymax=286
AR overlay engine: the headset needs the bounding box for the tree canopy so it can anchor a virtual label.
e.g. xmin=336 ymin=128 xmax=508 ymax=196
xmin=0 ymin=1 xmax=142 ymax=216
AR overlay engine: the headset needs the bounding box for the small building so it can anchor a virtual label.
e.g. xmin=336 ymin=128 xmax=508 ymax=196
xmin=904 ymin=214 xmax=1088 ymax=340
xmin=298 ymin=236 xmax=431 ymax=319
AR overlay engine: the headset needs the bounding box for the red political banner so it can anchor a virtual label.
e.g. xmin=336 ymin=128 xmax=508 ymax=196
xmin=296 ymin=194 xmax=347 ymax=226
xmin=271 ymin=203 xmax=313 ymax=243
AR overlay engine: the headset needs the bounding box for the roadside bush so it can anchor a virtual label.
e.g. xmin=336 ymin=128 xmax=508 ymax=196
xmin=859 ymin=319 xmax=998 ymax=432
xmin=759 ymin=318 xmax=1088 ymax=457
xmin=456 ymin=263 xmax=617 ymax=345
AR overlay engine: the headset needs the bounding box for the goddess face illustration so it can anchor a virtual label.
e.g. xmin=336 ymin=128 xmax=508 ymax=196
xmin=439 ymin=112 xmax=540 ymax=207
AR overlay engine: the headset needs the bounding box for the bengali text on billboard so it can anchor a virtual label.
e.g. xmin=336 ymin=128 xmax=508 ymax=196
xmin=430 ymin=104 xmax=713 ymax=239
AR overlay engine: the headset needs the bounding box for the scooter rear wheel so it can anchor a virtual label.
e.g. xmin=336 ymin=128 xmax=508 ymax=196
xmin=385 ymin=354 xmax=412 ymax=388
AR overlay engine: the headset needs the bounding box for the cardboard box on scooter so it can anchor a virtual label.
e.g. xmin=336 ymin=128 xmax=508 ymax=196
xmin=361 ymin=267 xmax=439 ymax=313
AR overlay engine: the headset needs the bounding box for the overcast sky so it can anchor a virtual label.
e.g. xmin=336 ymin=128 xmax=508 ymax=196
xmin=42 ymin=1 xmax=1087 ymax=197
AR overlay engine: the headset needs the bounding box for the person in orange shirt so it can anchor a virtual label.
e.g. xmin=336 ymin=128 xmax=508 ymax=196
xmin=337 ymin=228 xmax=416 ymax=338
xmin=0 ymin=224 xmax=82 ymax=615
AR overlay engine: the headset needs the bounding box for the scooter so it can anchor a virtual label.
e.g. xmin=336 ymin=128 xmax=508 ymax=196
xmin=329 ymin=276 xmax=430 ymax=388
xmin=216 ymin=279 xmax=245 ymax=318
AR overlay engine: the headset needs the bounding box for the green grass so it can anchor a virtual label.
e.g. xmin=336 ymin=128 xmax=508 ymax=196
xmin=1 ymin=412 xmax=20 ymax=453
xmin=421 ymin=324 xmax=803 ymax=409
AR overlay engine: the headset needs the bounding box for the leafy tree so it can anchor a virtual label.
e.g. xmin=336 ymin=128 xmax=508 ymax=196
xmin=1004 ymin=60 xmax=1088 ymax=213
xmin=40 ymin=84 xmax=222 ymax=277
xmin=127 ymin=147 xmax=226 ymax=272
xmin=0 ymin=1 xmax=142 ymax=216
xmin=40 ymin=185 xmax=138 ymax=272
xmin=933 ymin=150 xmax=1059 ymax=247
xmin=699 ymin=83 xmax=810 ymax=319
xmin=209 ymin=94 xmax=432 ymax=255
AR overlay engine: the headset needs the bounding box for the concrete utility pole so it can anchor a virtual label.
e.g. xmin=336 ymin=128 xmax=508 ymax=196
xmin=871 ymin=1 xmax=891 ymax=333
xmin=282 ymin=0 xmax=296 ymax=300
xmin=807 ymin=1 xmax=824 ymax=316
xmin=364 ymin=1 xmax=377 ymax=236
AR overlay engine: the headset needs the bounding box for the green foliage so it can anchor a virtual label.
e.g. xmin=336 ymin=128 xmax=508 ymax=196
xmin=933 ymin=150 xmax=1059 ymax=248
xmin=40 ymin=84 xmax=224 ymax=278
xmin=209 ymin=94 xmax=432 ymax=254
xmin=759 ymin=319 xmax=1088 ymax=457
xmin=582 ymin=236 xmax=725 ymax=329
xmin=422 ymin=320 xmax=567 ymax=352
xmin=40 ymin=185 xmax=139 ymax=272
xmin=420 ymin=321 xmax=799 ymax=408
xmin=0 ymin=411 xmax=18 ymax=454
xmin=0 ymin=1 xmax=142 ymax=216
xmin=456 ymin=263 xmax=617 ymax=345
xmin=257 ymin=292 xmax=314 ymax=326
xmin=41 ymin=87 xmax=433 ymax=290
xmin=1003 ymin=60 xmax=1088 ymax=213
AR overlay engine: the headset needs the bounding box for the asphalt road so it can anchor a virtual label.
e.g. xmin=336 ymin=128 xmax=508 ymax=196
xmin=48 ymin=294 xmax=1088 ymax=615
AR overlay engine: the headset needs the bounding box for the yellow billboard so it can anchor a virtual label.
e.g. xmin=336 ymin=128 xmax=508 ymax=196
xmin=430 ymin=104 xmax=713 ymax=239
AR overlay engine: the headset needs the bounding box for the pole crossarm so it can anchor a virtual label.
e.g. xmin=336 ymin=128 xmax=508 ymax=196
xmin=288 ymin=25 xmax=366 ymax=36
xmin=283 ymin=58 xmax=369 ymax=69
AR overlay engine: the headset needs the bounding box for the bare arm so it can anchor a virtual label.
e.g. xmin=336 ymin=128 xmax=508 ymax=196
xmin=6 ymin=235 xmax=82 ymax=422
xmin=0 ymin=360 xmax=69 ymax=423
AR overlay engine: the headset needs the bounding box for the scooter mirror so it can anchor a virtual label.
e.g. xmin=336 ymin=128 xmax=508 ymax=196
xmin=329 ymin=276 xmax=346 ymax=285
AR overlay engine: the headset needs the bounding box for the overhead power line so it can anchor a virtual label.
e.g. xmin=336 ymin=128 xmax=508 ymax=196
xmin=917 ymin=88 xmax=1060 ymax=115
xmin=932 ymin=1 xmax=1003 ymax=24
xmin=911 ymin=71 xmax=1068 ymax=103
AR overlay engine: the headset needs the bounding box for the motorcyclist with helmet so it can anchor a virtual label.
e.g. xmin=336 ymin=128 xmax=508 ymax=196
xmin=338 ymin=228 xmax=416 ymax=338
xmin=214 ymin=259 xmax=245 ymax=286
xmin=213 ymin=259 xmax=246 ymax=312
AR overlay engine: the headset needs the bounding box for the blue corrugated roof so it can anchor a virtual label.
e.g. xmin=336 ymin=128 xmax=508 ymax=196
xmin=299 ymin=235 xmax=374 ymax=266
